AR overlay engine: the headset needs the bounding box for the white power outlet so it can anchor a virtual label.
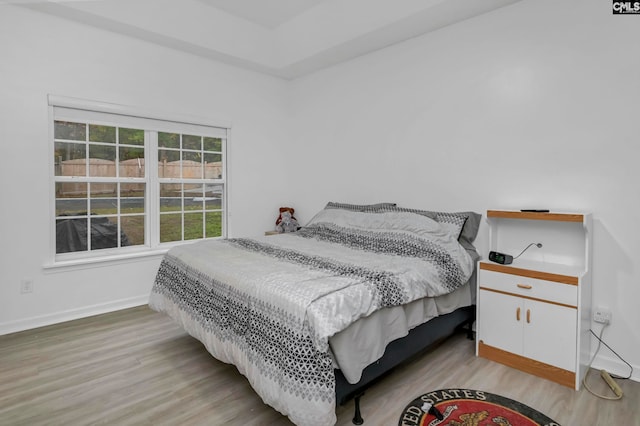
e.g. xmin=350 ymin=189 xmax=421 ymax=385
xmin=20 ymin=279 xmax=34 ymax=294
xmin=593 ymin=307 xmax=612 ymax=324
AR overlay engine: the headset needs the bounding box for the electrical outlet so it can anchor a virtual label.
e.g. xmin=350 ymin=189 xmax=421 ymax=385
xmin=593 ymin=307 xmax=612 ymax=324
xmin=20 ymin=279 xmax=34 ymax=294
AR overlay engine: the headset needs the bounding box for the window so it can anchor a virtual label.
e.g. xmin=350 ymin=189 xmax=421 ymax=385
xmin=157 ymin=132 xmax=224 ymax=243
xmin=51 ymin=97 xmax=228 ymax=261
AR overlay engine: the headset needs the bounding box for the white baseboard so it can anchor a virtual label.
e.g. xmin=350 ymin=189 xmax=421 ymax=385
xmin=0 ymin=295 xmax=149 ymax=336
xmin=591 ymin=354 xmax=640 ymax=383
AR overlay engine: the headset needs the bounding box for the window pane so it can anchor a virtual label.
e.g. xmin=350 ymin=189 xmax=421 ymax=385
xmin=90 ymin=183 xmax=117 ymax=215
xmin=158 ymin=132 xmax=179 ymax=148
xmin=183 ymin=151 xmax=202 ymax=178
xmin=120 ymin=183 xmax=145 ymax=246
xmin=182 ymin=134 xmax=201 ymax=151
xmin=184 ymin=212 xmax=203 ymax=240
xmin=56 ymin=217 xmax=88 ymax=253
xmin=160 ymin=213 xmax=182 ymax=243
xmin=56 ymin=182 xmax=88 ymax=216
xmin=184 ymin=183 xmax=204 ymax=211
xmin=160 ymin=183 xmax=182 ymax=212
xmin=158 ymin=149 xmax=180 ymax=178
xmin=205 ymin=211 xmax=222 ymax=238
xmin=119 ymin=147 xmax=145 ymax=177
xmin=55 ymin=121 xmax=85 ymax=141
xmin=89 ymin=145 xmax=116 ymax=177
xmin=90 ymin=216 xmax=119 ymax=250
xmin=119 ymin=127 xmax=144 ymax=146
xmin=204 ymin=185 xmax=223 ymax=210
xmin=203 ymin=137 xmax=222 ymax=152
xmin=120 ymin=183 xmax=145 ymax=214
xmin=203 ymin=153 xmax=222 ymax=179
xmin=89 ymin=144 xmax=116 ymax=161
xmin=89 ymin=125 xmax=116 ymax=143
xmin=54 ymin=142 xmax=86 ymax=176
xmin=121 ymin=215 xmax=144 ymax=246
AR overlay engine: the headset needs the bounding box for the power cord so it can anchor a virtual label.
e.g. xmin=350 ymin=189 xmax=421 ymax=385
xmin=589 ymin=328 xmax=633 ymax=380
xmin=582 ymin=324 xmax=633 ymax=400
xmin=513 ymin=242 xmax=543 ymax=260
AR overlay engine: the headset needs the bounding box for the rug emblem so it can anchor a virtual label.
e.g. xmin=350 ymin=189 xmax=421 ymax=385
xmin=399 ymin=389 xmax=560 ymax=426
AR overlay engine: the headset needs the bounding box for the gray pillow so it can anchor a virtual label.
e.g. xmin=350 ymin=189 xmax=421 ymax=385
xmin=374 ymin=205 xmax=438 ymax=220
xmin=455 ymin=211 xmax=482 ymax=243
xmin=325 ymin=202 xmax=397 ymax=213
xmin=323 ymin=202 xmax=481 ymax=242
xmin=380 ymin=205 xmax=481 ymax=242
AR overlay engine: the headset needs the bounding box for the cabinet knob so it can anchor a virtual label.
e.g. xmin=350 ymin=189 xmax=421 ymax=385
xmin=526 ymin=309 xmax=531 ymax=323
xmin=516 ymin=307 xmax=521 ymax=321
xmin=517 ymin=283 xmax=533 ymax=290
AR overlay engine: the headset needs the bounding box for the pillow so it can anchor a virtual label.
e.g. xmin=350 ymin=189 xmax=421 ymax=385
xmin=320 ymin=202 xmax=482 ymax=242
xmin=374 ymin=204 xmax=437 ymax=220
xmin=306 ymin=205 xmax=443 ymax=236
xmin=378 ymin=205 xmax=481 ymax=241
xmin=455 ymin=211 xmax=482 ymax=243
xmin=324 ymin=202 xmax=396 ymax=213
xmin=433 ymin=212 xmax=468 ymax=240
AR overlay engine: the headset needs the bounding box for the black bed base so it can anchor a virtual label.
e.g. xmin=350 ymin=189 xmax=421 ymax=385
xmin=334 ymin=305 xmax=475 ymax=424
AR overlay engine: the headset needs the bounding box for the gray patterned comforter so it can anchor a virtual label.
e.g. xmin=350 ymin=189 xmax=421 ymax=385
xmin=149 ymin=208 xmax=474 ymax=426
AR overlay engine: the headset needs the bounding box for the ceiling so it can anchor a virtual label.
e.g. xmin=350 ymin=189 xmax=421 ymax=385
xmin=198 ymin=0 xmax=329 ymax=29
xmin=12 ymin=0 xmax=523 ymax=79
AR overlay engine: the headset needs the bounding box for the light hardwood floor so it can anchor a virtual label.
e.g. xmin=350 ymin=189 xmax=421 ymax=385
xmin=1 ymin=306 xmax=638 ymax=425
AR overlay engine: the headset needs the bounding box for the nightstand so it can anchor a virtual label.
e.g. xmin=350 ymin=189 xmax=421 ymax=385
xmin=476 ymin=210 xmax=592 ymax=390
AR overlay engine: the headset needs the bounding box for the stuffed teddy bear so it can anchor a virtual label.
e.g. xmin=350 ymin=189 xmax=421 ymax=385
xmin=275 ymin=207 xmax=299 ymax=233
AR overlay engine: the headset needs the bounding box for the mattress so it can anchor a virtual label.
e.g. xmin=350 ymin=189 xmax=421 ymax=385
xmin=329 ymin=282 xmax=472 ymax=384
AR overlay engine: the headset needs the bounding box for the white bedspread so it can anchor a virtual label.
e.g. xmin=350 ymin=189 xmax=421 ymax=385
xmin=149 ymin=209 xmax=474 ymax=425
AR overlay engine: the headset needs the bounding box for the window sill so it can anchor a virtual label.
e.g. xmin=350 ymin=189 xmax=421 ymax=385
xmin=43 ymin=247 xmax=171 ymax=273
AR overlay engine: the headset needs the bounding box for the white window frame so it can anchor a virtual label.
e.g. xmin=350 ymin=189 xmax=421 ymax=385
xmin=47 ymin=95 xmax=230 ymax=269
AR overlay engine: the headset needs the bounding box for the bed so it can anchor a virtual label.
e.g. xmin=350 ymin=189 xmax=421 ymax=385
xmin=149 ymin=202 xmax=481 ymax=426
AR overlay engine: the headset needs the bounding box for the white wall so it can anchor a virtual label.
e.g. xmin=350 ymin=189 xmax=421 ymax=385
xmin=0 ymin=5 xmax=290 ymax=333
xmin=287 ymin=0 xmax=640 ymax=379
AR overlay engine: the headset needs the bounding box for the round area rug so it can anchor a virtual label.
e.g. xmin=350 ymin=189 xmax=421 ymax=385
xmin=398 ymin=388 xmax=560 ymax=426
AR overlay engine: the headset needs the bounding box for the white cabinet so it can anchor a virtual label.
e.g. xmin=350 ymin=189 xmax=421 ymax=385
xmin=479 ymin=275 xmax=577 ymax=371
xmin=476 ymin=210 xmax=592 ymax=390
xmin=522 ymin=298 xmax=577 ymax=372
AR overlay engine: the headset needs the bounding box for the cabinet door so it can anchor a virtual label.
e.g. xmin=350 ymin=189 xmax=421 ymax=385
xmin=523 ymin=299 xmax=577 ymax=372
xmin=478 ymin=289 xmax=522 ymax=355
